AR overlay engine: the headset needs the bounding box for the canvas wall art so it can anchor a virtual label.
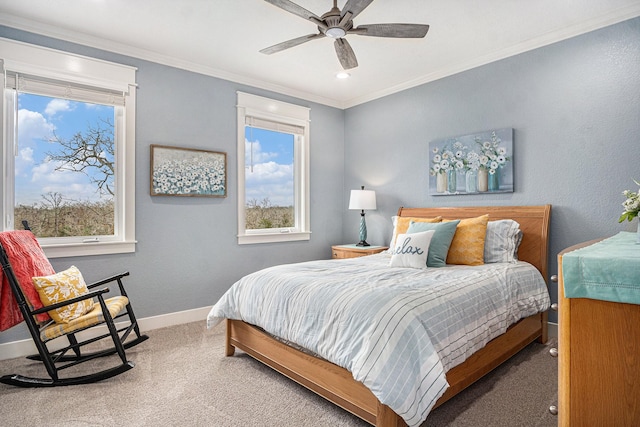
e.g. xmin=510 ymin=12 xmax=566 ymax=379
xmin=428 ymin=128 xmax=514 ymax=196
xmin=150 ymin=145 xmax=227 ymax=197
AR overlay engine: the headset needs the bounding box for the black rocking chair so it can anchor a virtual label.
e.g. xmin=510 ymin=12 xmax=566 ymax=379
xmin=0 ymin=230 xmax=148 ymax=387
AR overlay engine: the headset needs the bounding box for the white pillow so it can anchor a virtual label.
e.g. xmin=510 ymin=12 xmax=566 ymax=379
xmin=387 ymin=215 xmax=399 ymax=251
xmin=389 ymin=230 xmax=435 ymax=269
xmin=484 ymin=220 xmax=523 ymax=263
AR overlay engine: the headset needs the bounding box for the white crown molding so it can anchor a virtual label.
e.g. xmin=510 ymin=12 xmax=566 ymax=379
xmin=0 ymin=14 xmax=343 ymax=109
xmin=2 ymin=3 xmax=639 ymax=110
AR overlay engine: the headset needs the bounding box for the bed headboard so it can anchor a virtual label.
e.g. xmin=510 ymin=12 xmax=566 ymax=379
xmin=397 ymin=205 xmax=551 ymax=279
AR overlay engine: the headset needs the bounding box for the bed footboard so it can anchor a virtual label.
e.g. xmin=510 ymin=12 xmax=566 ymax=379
xmin=225 ymin=312 xmax=544 ymax=427
xmin=225 ymin=318 xmax=397 ymax=425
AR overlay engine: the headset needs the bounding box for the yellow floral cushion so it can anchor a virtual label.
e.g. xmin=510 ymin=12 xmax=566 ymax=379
xmin=40 ymin=296 xmax=128 ymax=342
xmin=445 ymin=214 xmax=490 ymax=266
xmin=32 ymin=266 xmax=95 ymax=324
xmin=389 ymin=216 xmax=442 ymax=247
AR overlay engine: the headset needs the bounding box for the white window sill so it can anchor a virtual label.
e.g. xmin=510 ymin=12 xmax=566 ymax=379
xmin=42 ymin=241 xmax=137 ymax=258
xmin=238 ymin=232 xmax=311 ymax=245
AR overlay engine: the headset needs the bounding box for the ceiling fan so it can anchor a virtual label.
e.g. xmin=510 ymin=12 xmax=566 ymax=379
xmin=260 ymin=0 xmax=429 ymax=70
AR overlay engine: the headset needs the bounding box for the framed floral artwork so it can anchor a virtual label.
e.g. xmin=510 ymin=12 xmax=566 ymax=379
xmin=150 ymin=145 xmax=227 ymax=197
xmin=428 ymin=128 xmax=514 ymax=196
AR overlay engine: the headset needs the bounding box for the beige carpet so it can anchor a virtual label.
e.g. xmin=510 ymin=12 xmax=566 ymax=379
xmin=0 ymin=321 xmax=558 ymax=426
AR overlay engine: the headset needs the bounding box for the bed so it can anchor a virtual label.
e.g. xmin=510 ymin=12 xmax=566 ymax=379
xmin=208 ymin=205 xmax=551 ymax=427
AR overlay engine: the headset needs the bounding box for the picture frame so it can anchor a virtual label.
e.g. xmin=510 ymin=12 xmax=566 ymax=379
xmin=150 ymin=145 xmax=227 ymax=197
xmin=428 ymin=128 xmax=514 ymax=196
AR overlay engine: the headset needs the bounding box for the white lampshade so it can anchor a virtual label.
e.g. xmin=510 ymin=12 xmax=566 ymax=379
xmin=349 ymin=189 xmax=377 ymax=210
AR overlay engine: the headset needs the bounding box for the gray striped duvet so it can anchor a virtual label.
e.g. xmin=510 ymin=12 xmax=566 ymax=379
xmin=207 ymin=253 xmax=550 ymax=426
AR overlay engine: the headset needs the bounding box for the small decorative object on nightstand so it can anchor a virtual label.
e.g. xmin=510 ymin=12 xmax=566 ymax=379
xmin=348 ymin=186 xmax=377 ymax=246
xmin=331 ymin=244 xmax=388 ymax=259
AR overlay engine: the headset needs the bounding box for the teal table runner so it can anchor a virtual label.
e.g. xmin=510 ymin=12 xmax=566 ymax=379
xmin=562 ymin=232 xmax=640 ymax=305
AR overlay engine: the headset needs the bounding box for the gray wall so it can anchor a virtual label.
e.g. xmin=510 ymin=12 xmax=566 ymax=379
xmin=1 ymin=17 xmax=638 ymax=343
xmin=0 ymin=27 xmax=346 ymax=344
xmin=343 ymin=17 xmax=640 ymax=322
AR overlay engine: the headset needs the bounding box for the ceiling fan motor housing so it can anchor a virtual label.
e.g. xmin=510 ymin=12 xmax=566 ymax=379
xmin=321 ymin=8 xmax=353 ymax=39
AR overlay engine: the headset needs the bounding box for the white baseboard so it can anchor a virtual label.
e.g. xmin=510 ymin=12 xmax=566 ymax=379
xmin=0 ymin=306 xmax=213 ymax=361
xmin=547 ymin=321 xmax=558 ymax=340
xmin=0 ymin=310 xmax=559 ymax=361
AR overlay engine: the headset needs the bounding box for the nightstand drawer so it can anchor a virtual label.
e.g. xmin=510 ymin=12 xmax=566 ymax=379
xmin=331 ymin=245 xmax=388 ymax=259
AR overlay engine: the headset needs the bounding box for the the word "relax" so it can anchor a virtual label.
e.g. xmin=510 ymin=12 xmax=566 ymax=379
xmin=391 ymin=237 xmax=424 ymax=255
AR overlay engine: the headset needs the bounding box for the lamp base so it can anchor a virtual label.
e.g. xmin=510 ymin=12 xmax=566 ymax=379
xmin=355 ymin=240 xmax=370 ymax=247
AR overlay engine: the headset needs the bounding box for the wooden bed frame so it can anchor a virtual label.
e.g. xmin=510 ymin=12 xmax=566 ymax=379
xmin=225 ymin=205 xmax=551 ymax=427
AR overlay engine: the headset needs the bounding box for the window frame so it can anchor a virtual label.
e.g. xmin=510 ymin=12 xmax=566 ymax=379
xmin=0 ymin=38 xmax=137 ymax=258
xmin=236 ymin=91 xmax=311 ymax=245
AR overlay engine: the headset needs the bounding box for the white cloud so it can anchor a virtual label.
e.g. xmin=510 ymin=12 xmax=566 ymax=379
xmin=31 ymin=158 xmax=74 ymax=184
xmin=18 ymin=109 xmax=55 ymax=143
xmin=245 ymin=139 xmax=277 ymax=165
xmin=246 ymin=161 xmax=293 ymax=184
xmin=19 ymin=158 xmax=103 ymax=204
xmin=41 ymin=182 xmax=99 ymax=202
xmin=14 ymin=146 xmax=35 ymax=178
xmin=44 ymin=99 xmax=74 ymax=116
xmin=245 ymin=161 xmax=294 ymax=207
xmin=19 ymin=147 xmax=34 ymax=163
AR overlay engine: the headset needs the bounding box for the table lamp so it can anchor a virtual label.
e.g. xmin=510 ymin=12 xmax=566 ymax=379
xmin=349 ymin=186 xmax=377 ymax=246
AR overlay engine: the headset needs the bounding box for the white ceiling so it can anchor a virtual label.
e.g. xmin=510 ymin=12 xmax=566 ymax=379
xmin=1 ymin=0 xmax=639 ymax=109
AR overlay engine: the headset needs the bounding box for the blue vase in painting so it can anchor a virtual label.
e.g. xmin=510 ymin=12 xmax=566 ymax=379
xmin=488 ymin=170 xmax=500 ymax=191
xmin=447 ymin=169 xmax=457 ymax=193
xmin=465 ymin=170 xmax=478 ymax=193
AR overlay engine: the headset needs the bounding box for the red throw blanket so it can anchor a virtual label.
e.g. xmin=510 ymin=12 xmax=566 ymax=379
xmin=0 ymin=231 xmax=54 ymax=331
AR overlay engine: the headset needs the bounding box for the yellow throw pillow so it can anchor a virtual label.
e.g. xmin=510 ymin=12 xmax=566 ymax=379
xmin=445 ymin=214 xmax=490 ymax=265
xmin=390 ymin=216 xmax=442 ymax=247
xmin=32 ymin=266 xmax=95 ymax=324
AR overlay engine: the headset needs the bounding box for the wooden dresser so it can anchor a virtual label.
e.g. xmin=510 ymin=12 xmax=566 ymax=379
xmin=557 ymin=237 xmax=640 ymax=426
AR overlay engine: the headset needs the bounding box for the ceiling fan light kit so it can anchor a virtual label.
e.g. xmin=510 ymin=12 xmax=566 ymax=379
xmin=261 ymin=0 xmax=429 ymax=70
xmin=326 ymin=27 xmax=347 ymax=38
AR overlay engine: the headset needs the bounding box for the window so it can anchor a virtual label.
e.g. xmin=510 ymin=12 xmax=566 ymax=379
xmin=236 ymin=92 xmax=310 ymax=244
xmin=1 ymin=39 xmax=136 ymax=257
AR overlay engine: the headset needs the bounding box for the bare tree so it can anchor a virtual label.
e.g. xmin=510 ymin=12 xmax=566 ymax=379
xmin=46 ymin=118 xmax=115 ymax=196
xmin=40 ymin=192 xmax=67 ymax=236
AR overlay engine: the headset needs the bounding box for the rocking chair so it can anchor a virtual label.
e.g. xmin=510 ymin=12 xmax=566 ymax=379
xmin=0 ymin=230 xmax=148 ymax=387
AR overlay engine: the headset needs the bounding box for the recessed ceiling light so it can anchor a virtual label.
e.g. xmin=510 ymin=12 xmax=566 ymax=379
xmin=336 ymin=72 xmax=351 ymax=79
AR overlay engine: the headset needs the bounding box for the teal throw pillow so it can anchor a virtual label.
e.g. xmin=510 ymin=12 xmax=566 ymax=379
xmin=406 ymin=220 xmax=460 ymax=267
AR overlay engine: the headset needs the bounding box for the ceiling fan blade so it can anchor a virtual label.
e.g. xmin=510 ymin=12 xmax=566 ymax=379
xmin=260 ymin=33 xmax=325 ymax=55
xmin=334 ymin=38 xmax=358 ymax=70
xmin=264 ymin=0 xmax=322 ymax=22
xmin=341 ymin=0 xmax=374 ymax=20
xmin=351 ymin=23 xmax=430 ymax=38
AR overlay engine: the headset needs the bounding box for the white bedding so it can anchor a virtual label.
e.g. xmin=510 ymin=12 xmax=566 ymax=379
xmin=207 ymin=253 xmax=550 ymax=426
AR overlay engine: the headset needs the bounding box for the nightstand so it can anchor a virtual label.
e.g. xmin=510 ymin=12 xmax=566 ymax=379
xmin=331 ymin=244 xmax=388 ymax=259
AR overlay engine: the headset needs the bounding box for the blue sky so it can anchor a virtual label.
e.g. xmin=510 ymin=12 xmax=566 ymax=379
xmin=15 ymin=93 xmax=114 ymax=205
xmin=244 ymin=127 xmax=294 ymax=207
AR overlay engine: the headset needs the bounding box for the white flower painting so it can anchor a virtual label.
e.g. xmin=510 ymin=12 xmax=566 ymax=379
xmin=151 ymin=145 xmax=227 ymax=197
xmin=429 ymin=128 xmax=513 ymax=195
